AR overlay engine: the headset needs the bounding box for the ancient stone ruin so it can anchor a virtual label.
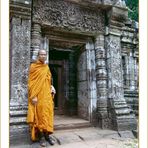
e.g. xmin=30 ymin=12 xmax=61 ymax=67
xmin=9 ymin=0 xmax=138 ymax=144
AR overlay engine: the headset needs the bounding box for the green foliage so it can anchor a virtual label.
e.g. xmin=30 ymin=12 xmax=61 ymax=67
xmin=125 ymin=0 xmax=138 ymax=21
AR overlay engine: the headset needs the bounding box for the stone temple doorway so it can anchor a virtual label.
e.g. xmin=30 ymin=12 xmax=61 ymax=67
xmin=48 ymin=44 xmax=85 ymax=117
xmin=48 ymin=46 xmax=92 ymax=129
xmin=42 ymin=27 xmax=97 ymax=122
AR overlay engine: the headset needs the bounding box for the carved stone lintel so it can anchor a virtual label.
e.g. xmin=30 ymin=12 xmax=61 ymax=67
xmin=33 ymin=0 xmax=105 ymax=34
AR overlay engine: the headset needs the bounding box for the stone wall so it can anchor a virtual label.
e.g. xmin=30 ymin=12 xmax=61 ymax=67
xmin=104 ymin=6 xmax=137 ymax=131
xmin=121 ymin=20 xmax=139 ymax=117
xmin=10 ymin=17 xmax=31 ymax=106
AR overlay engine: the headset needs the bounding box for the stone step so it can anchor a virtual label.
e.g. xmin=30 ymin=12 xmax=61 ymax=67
xmin=9 ymin=116 xmax=92 ymax=130
xmin=10 ymin=116 xmax=92 ymax=146
xmin=10 ymin=121 xmax=92 ymax=135
xmin=54 ymin=121 xmax=91 ymax=130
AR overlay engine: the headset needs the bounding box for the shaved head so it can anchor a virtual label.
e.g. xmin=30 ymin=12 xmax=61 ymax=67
xmin=38 ymin=50 xmax=47 ymax=63
xmin=38 ymin=50 xmax=47 ymax=55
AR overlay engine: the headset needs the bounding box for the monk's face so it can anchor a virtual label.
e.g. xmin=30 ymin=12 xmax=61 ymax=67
xmin=38 ymin=50 xmax=47 ymax=63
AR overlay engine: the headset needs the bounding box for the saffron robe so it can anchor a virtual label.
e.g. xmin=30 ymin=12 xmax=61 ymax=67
xmin=27 ymin=60 xmax=54 ymax=141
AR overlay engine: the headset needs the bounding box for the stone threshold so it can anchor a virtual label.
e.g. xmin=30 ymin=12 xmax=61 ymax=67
xmin=54 ymin=115 xmax=92 ymax=130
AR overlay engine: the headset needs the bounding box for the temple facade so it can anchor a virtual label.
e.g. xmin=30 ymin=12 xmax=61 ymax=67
xmin=9 ymin=0 xmax=138 ymax=143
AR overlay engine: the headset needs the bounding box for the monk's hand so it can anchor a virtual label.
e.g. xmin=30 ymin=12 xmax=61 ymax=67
xmin=32 ymin=97 xmax=38 ymax=105
xmin=51 ymin=85 xmax=56 ymax=94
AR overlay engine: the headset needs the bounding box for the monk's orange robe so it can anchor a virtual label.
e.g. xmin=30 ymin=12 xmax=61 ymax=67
xmin=27 ymin=60 xmax=54 ymax=141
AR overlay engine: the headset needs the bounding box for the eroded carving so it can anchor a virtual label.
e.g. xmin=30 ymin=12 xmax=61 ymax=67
xmin=10 ymin=17 xmax=31 ymax=105
xmin=33 ymin=0 xmax=105 ymax=33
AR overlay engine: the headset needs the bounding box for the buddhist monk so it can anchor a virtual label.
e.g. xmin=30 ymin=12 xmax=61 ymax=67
xmin=27 ymin=49 xmax=56 ymax=147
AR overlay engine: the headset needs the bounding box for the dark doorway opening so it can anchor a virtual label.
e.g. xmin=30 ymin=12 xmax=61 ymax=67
xmin=49 ymin=65 xmax=59 ymax=108
xmin=49 ymin=48 xmax=70 ymax=115
xmin=48 ymin=45 xmax=81 ymax=116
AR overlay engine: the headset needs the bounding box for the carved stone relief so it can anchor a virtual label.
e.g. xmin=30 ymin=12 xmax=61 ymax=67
xmin=33 ymin=0 xmax=105 ymax=33
xmin=10 ymin=17 xmax=31 ymax=106
xmin=106 ymin=35 xmax=124 ymax=101
xmin=94 ymin=35 xmax=109 ymax=128
xmin=105 ymin=28 xmax=137 ymax=130
xmin=120 ymin=21 xmax=139 ymax=118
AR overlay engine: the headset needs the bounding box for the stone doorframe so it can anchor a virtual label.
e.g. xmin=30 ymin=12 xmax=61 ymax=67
xmin=30 ymin=23 xmax=99 ymax=121
xmin=30 ymin=23 xmax=110 ymax=127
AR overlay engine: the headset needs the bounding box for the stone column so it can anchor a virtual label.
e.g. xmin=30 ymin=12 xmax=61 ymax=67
xmin=105 ymin=6 xmax=137 ymax=131
xmin=128 ymin=52 xmax=136 ymax=90
xmin=77 ymin=49 xmax=89 ymax=119
xmin=134 ymin=56 xmax=138 ymax=90
xmin=95 ymin=35 xmax=109 ymax=128
xmin=123 ymin=50 xmax=137 ymax=91
xmin=86 ymin=40 xmax=97 ymax=123
xmin=30 ymin=23 xmax=41 ymax=61
xmin=68 ymin=51 xmax=77 ymax=115
xmin=125 ymin=55 xmax=130 ymax=89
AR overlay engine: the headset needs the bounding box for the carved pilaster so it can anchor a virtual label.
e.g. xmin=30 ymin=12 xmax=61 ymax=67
xmin=128 ymin=52 xmax=136 ymax=90
xmin=30 ymin=23 xmax=41 ymax=61
xmin=121 ymin=26 xmax=139 ymax=92
xmin=10 ymin=1 xmax=31 ymax=107
xmin=133 ymin=56 xmax=138 ymax=90
xmin=125 ymin=55 xmax=130 ymax=89
xmin=95 ymin=35 xmax=109 ymax=128
xmin=9 ymin=1 xmax=31 ymax=145
xmin=105 ymin=6 xmax=137 ymax=131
